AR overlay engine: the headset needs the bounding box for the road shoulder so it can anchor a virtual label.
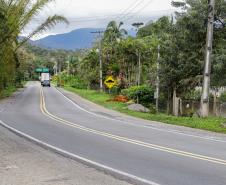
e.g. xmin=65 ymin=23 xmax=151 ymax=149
xmin=57 ymin=87 xmax=226 ymax=141
xmin=0 ymin=125 xmax=131 ymax=185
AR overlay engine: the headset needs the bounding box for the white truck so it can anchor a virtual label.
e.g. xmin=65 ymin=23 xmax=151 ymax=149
xmin=40 ymin=73 xmax=51 ymax=87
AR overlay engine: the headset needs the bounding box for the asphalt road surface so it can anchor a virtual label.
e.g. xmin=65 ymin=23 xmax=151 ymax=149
xmin=1 ymin=81 xmax=226 ymax=185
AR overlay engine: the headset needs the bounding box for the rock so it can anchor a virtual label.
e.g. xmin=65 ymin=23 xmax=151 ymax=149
xmin=128 ymin=104 xmax=150 ymax=113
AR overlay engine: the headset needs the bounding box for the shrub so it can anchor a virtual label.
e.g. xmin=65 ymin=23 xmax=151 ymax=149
xmin=220 ymin=91 xmax=226 ymax=102
xmin=70 ymin=78 xmax=87 ymax=89
xmin=183 ymin=89 xmax=202 ymax=100
xmin=59 ymin=75 xmax=87 ymax=89
xmin=149 ymin=104 xmax=157 ymax=114
xmin=121 ymin=85 xmax=155 ymax=107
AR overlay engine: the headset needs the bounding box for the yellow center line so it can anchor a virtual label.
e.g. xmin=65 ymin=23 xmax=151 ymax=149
xmin=40 ymin=87 xmax=226 ymax=166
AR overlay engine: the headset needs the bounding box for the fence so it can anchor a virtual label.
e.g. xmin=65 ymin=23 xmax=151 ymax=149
xmin=165 ymin=100 xmax=226 ymax=117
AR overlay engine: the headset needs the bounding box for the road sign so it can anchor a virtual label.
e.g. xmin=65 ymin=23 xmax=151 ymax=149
xmin=35 ymin=68 xmax=49 ymax=73
xmin=42 ymin=68 xmax=49 ymax=73
xmin=35 ymin=68 xmax=43 ymax=73
xmin=104 ymin=76 xmax=116 ymax=89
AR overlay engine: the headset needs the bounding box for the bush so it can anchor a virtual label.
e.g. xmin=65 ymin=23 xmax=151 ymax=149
xmin=184 ymin=89 xmax=202 ymax=100
xmin=121 ymin=85 xmax=155 ymax=107
xmin=59 ymin=75 xmax=87 ymax=89
xmin=70 ymin=78 xmax=87 ymax=89
xmin=220 ymin=91 xmax=226 ymax=102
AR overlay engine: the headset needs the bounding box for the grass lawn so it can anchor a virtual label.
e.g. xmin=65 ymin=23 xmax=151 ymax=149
xmin=64 ymin=86 xmax=226 ymax=134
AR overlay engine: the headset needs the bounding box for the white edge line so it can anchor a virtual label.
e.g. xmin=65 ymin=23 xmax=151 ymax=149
xmin=55 ymin=88 xmax=226 ymax=143
xmin=0 ymin=120 xmax=160 ymax=185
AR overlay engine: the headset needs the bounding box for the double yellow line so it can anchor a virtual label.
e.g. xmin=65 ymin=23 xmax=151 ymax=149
xmin=40 ymin=87 xmax=226 ymax=166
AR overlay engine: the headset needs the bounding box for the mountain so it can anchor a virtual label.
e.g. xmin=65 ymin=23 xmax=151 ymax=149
xmin=32 ymin=28 xmax=102 ymax=50
xmin=31 ymin=28 xmax=137 ymax=50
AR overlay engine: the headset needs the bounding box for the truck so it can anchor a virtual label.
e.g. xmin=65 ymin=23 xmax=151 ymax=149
xmin=40 ymin=73 xmax=51 ymax=87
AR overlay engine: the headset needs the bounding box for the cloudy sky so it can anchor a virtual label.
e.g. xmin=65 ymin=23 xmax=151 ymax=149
xmin=24 ymin=0 xmax=177 ymax=40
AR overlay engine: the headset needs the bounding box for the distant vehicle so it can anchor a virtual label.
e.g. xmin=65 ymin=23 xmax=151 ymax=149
xmin=40 ymin=73 xmax=51 ymax=87
xmin=42 ymin=80 xmax=51 ymax=87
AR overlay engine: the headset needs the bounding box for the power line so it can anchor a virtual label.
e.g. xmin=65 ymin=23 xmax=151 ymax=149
xmin=118 ymin=0 xmax=147 ymax=21
xmin=122 ymin=0 xmax=155 ymax=23
xmin=116 ymin=0 xmax=145 ymax=21
xmin=31 ymin=8 xmax=174 ymax=24
xmin=32 ymin=13 xmax=139 ymax=23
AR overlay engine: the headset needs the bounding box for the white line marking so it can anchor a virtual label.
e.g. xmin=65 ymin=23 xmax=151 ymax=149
xmin=0 ymin=120 xmax=160 ymax=185
xmin=54 ymin=88 xmax=226 ymax=143
xmin=41 ymin=88 xmax=226 ymax=166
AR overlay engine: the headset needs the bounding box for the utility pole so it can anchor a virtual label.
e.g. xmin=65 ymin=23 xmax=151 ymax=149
xmin=58 ymin=61 xmax=62 ymax=87
xmin=137 ymin=50 xmax=141 ymax=86
xmin=54 ymin=61 xmax=58 ymax=75
xmin=91 ymin=31 xmax=104 ymax=92
xmin=200 ymin=0 xmax=215 ymax=118
xmin=156 ymin=45 xmax=160 ymax=113
xmin=67 ymin=56 xmax=70 ymax=77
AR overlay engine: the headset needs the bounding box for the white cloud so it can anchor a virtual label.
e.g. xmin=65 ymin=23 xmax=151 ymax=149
xmin=22 ymin=0 xmax=176 ymax=40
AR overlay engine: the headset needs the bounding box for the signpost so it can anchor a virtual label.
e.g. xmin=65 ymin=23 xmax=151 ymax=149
xmin=104 ymin=76 xmax=116 ymax=90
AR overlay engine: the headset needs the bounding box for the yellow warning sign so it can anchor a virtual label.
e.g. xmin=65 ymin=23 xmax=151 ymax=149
xmin=104 ymin=76 xmax=116 ymax=89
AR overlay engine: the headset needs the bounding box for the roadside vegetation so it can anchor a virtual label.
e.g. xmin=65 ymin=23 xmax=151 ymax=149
xmin=0 ymin=86 xmax=17 ymax=99
xmin=48 ymin=1 xmax=226 ymax=133
xmin=0 ymin=0 xmax=68 ymax=97
xmin=1 ymin=0 xmax=226 ymax=132
xmin=54 ymin=0 xmax=226 ymax=116
xmin=0 ymin=81 xmax=28 ymax=99
xmin=64 ymin=86 xmax=226 ymax=134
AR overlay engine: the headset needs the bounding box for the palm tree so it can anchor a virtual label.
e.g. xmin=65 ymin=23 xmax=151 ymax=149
xmin=0 ymin=0 xmax=68 ymax=92
xmin=103 ymin=21 xmax=128 ymax=43
xmin=0 ymin=0 xmax=68 ymax=48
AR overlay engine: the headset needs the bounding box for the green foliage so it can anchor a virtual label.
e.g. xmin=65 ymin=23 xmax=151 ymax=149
xmin=0 ymin=0 xmax=67 ymax=95
xmin=220 ymin=92 xmax=226 ymax=102
xmin=121 ymin=85 xmax=155 ymax=107
xmin=183 ymin=89 xmax=202 ymax=100
xmin=137 ymin=16 xmax=172 ymax=38
xmin=61 ymin=74 xmax=88 ymax=89
xmin=0 ymin=85 xmax=17 ymax=99
xmin=103 ymin=21 xmax=127 ymax=43
xmin=64 ymin=86 xmax=226 ymax=134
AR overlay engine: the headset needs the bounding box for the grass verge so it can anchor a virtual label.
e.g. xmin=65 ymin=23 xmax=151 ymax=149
xmin=0 ymin=86 xmax=17 ymax=99
xmin=64 ymin=86 xmax=226 ymax=134
xmin=0 ymin=82 xmax=26 ymax=100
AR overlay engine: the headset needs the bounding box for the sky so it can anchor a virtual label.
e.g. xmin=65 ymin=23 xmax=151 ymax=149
xmin=24 ymin=0 xmax=177 ymax=40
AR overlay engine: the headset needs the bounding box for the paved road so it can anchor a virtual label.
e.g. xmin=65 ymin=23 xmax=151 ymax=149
xmin=0 ymin=125 xmax=131 ymax=185
xmin=1 ymin=82 xmax=226 ymax=185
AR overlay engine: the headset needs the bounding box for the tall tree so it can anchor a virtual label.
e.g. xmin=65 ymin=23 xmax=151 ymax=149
xmin=103 ymin=21 xmax=128 ymax=43
xmin=0 ymin=0 xmax=68 ymax=93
